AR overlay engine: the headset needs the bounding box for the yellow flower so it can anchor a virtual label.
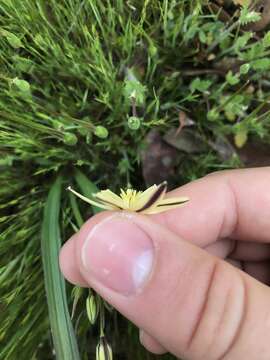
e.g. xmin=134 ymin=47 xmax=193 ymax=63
xmin=67 ymin=181 xmax=188 ymax=214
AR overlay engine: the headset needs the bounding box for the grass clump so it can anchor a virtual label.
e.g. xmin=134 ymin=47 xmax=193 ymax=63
xmin=1 ymin=1 xmax=270 ymax=359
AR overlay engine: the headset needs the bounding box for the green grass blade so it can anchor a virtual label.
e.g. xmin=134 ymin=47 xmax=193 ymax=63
xmin=41 ymin=176 xmax=81 ymax=360
xmin=74 ymin=169 xmax=102 ymax=214
xmin=69 ymin=192 xmax=84 ymax=228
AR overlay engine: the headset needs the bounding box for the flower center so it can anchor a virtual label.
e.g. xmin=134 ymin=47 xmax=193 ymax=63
xmin=120 ymin=189 xmax=141 ymax=209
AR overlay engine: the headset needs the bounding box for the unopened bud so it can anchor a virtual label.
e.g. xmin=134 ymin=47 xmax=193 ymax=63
xmin=86 ymin=294 xmax=99 ymax=324
xmin=128 ymin=116 xmax=141 ymax=130
xmin=94 ymin=126 xmax=108 ymax=139
xmin=63 ymin=132 xmax=78 ymax=146
xmin=96 ymin=336 xmax=113 ymax=360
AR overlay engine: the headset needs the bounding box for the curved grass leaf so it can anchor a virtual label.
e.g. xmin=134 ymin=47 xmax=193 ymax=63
xmin=74 ymin=169 xmax=101 ymax=214
xmin=69 ymin=192 xmax=84 ymax=228
xmin=41 ymin=176 xmax=80 ymax=360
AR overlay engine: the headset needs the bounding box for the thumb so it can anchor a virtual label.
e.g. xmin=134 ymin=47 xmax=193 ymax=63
xmin=60 ymin=212 xmax=270 ymax=360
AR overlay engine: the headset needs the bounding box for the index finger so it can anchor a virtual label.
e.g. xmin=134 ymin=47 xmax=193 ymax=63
xmin=153 ymin=167 xmax=270 ymax=246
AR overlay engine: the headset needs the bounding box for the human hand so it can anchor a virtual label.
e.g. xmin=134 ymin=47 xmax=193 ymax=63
xmin=60 ymin=167 xmax=270 ymax=359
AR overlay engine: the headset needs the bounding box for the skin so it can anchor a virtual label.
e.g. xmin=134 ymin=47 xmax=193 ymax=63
xmin=59 ymin=167 xmax=270 ymax=359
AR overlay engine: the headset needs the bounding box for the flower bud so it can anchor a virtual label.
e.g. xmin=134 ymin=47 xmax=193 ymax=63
xmin=96 ymin=336 xmax=113 ymax=360
xmin=86 ymin=293 xmax=99 ymax=324
xmin=128 ymin=116 xmax=141 ymax=130
xmin=11 ymin=77 xmax=31 ymax=93
xmin=94 ymin=126 xmax=108 ymax=139
xmin=63 ymin=132 xmax=78 ymax=146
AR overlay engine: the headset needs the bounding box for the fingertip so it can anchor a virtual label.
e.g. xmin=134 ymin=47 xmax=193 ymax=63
xmin=59 ymin=235 xmax=88 ymax=287
xmin=59 ymin=211 xmax=114 ymax=287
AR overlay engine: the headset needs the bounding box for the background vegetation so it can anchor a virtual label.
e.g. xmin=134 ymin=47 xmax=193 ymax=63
xmin=1 ymin=0 xmax=270 ymax=359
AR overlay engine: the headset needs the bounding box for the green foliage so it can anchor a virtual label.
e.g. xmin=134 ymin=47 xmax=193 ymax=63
xmin=239 ymin=6 xmax=261 ymax=25
xmin=226 ymin=71 xmax=240 ymax=86
xmin=124 ymin=78 xmax=146 ymax=106
xmin=1 ymin=1 xmax=270 ymax=359
xmin=41 ymin=177 xmax=80 ymax=360
xmin=190 ymin=78 xmax=212 ymax=93
xmin=234 ymin=32 xmax=254 ymax=51
xmin=1 ymin=29 xmax=23 ymax=48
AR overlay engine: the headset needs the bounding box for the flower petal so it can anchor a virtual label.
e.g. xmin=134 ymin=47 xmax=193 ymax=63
xmin=129 ymin=185 xmax=157 ymax=211
xmin=67 ymin=187 xmax=117 ymax=210
xmin=94 ymin=189 xmax=124 ymax=209
xmin=136 ymin=182 xmax=167 ymax=212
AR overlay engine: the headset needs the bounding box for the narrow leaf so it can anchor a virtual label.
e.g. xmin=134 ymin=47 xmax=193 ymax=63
xmin=74 ymin=170 xmax=101 ymax=214
xmin=69 ymin=192 xmax=84 ymax=228
xmin=41 ymin=176 xmax=80 ymax=360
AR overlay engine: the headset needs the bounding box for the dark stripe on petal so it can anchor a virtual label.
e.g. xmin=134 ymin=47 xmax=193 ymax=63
xmin=157 ymin=199 xmax=189 ymax=207
xmin=137 ymin=181 xmax=167 ymax=212
xmin=95 ymin=195 xmax=122 ymax=209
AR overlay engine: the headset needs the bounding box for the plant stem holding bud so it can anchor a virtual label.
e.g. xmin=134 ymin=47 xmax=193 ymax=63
xmin=130 ymin=95 xmax=137 ymax=118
